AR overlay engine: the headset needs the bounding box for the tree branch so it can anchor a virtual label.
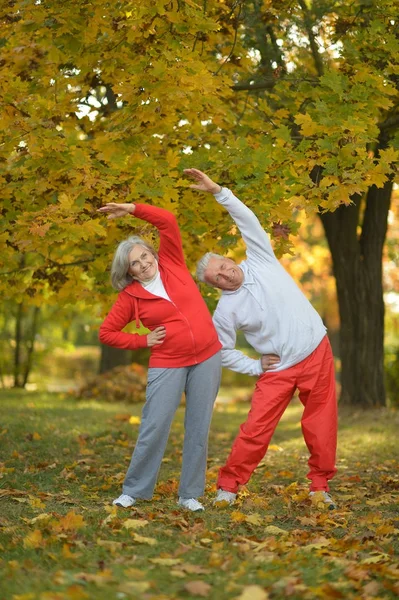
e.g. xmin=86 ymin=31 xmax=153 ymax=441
xmin=298 ymin=0 xmax=324 ymax=77
xmin=1 ymin=257 xmax=96 ymax=277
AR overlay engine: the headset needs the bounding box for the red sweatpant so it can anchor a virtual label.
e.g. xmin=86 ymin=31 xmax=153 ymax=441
xmin=217 ymin=336 xmax=337 ymax=493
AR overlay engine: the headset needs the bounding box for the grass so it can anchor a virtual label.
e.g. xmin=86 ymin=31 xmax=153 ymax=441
xmin=0 ymin=389 xmax=398 ymax=600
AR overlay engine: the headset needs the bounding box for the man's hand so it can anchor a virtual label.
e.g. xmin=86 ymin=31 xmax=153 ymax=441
xmin=97 ymin=203 xmax=135 ymax=219
xmin=261 ymin=354 xmax=280 ymax=372
xmin=184 ymin=168 xmax=221 ymax=194
xmin=147 ymin=326 xmax=166 ymax=347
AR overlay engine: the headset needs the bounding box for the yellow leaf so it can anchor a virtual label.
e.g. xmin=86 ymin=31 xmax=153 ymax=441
xmin=294 ymin=113 xmax=319 ymax=136
xmin=149 ymin=558 xmax=182 ymax=566
xmin=122 ymin=519 xmax=149 ymax=530
xmin=230 ymin=511 xmax=247 ymax=523
xmin=237 ymin=585 xmax=269 ymax=600
xmin=33 ymin=432 xmax=41 ymax=440
xmin=268 ymin=444 xmax=284 ymax=452
xmin=62 ymin=543 xmax=79 ymax=559
xmin=28 ymin=496 xmax=46 ymax=509
xmin=28 ymin=513 xmax=52 ymax=525
xmin=263 ymin=525 xmax=289 ymax=536
xmin=131 ymin=533 xmax=158 ymax=545
xmin=54 ymin=512 xmax=86 ymax=532
xmin=75 ymin=569 xmax=114 ymax=586
xmin=23 ymin=529 xmax=44 ymax=549
xmin=129 ymin=416 xmax=141 ymax=425
xmin=245 ymin=514 xmax=262 ymax=526
xmin=361 ymin=553 xmax=390 ymax=564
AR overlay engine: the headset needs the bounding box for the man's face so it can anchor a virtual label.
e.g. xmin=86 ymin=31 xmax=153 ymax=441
xmin=128 ymin=245 xmax=157 ymax=282
xmin=204 ymin=256 xmax=244 ymax=291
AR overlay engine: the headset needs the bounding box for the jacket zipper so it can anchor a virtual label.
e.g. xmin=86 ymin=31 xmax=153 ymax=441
xmin=126 ymin=290 xmax=198 ymax=363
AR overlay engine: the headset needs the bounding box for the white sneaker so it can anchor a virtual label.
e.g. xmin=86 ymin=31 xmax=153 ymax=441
xmin=113 ymin=494 xmax=136 ymax=508
xmin=213 ymin=489 xmax=237 ymax=505
xmin=178 ymin=497 xmax=205 ymax=512
xmin=309 ymin=491 xmax=337 ymax=509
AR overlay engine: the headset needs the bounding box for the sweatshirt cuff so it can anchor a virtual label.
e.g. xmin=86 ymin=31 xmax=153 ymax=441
xmin=213 ymin=187 xmax=230 ymax=202
xmin=256 ymin=359 xmax=264 ymax=376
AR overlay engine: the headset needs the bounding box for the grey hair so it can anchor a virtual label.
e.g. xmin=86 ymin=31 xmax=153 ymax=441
xmin=196 ymin=252 xmax=224 ymax=285
xmin=110 ymin=236 xmax=158 ymax=291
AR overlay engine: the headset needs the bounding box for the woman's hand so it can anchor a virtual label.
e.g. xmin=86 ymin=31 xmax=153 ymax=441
xmin=184 ymin=168 xmax=221 ymax=194
xmin=147 ymin=326 xmax=166 ymax=347
xmin=261 ymin=354 xmax=280 ymax=371
xmin=97 ymin=203 xmax=136 ymax=219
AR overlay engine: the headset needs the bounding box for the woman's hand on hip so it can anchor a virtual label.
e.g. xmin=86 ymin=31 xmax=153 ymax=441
xmin=147 ymin=326 xmax=166 ymax=347
xmin=97 ymin=203 xmax=136 ymax=219
xmin=261 ymin=354 xmax=280 ymax=371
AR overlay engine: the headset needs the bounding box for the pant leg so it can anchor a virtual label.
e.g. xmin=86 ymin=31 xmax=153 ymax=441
xmin=217 ymin=371 xmax=296 ymax=493
xmin=298 ymin=336 xmax=338 ymax=492
xmin=179 ymin=351 xmax=222 ymax=498
xmin=122 ymin=367 xmax=187 ymax=499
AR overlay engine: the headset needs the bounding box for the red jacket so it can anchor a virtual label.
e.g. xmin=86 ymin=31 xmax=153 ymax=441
xmin=99 ymin=203 xmax=222 ymax=368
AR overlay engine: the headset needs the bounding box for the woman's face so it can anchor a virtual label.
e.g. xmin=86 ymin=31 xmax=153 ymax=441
xmin=128 ymin=245 xmax=158 ymax=282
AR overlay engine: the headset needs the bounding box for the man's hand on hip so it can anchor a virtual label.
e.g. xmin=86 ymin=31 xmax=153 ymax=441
xmin=261 ymin=354 xmax=280 ymax=372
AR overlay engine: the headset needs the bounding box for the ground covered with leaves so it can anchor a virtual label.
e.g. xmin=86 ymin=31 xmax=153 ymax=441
xmin=0 ymin=390 xmax=398 ymax=600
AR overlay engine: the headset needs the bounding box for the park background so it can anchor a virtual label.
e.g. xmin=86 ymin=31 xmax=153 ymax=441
xmin=0 ymin=1 xmax=398 ymax=599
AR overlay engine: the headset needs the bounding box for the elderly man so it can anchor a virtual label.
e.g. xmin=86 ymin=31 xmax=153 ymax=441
xmin=185 ymin=168 xmax=338 ymax=509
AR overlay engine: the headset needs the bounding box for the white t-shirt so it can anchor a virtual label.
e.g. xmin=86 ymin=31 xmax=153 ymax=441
xmin=140 ymin=268 xmax=171 ymax=302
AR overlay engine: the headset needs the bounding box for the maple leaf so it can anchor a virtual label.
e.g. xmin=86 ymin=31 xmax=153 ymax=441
xmin=272 ymin=222 xmax=291 ymax=239
xmin=23 ymin=529 xmax=44 ymax=549
xmin=53 ymin=512 xmax=86 ymax=532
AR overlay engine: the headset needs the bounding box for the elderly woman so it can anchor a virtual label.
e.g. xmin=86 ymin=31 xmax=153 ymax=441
xmin=98 ymin=200 xmax=222 ymax=512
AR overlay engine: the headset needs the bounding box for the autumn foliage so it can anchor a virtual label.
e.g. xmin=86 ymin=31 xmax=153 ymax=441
xmin=1 ymin=0 xmax=397 ymax=307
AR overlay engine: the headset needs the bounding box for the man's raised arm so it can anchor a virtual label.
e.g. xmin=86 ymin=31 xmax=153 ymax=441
xmin=184 ymin=168 xmax=275 ymax=264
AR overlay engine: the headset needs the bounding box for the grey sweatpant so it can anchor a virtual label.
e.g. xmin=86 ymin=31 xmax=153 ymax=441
xmin=122 ymin=351 xmax=221 ymax=499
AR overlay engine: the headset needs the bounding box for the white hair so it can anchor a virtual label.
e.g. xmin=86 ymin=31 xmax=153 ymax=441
xmin=110 ymin=236 xmax=157 ymax=291
xmin=196 ymin=252 xmax=224 ymax=285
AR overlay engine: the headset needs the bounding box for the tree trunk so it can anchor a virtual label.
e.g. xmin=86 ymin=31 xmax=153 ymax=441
xmin=99 ymin=344 xmax=133 ymax=374
xmin=13 ymin=302 xmax=24 ymax=388
xmin=22 ymin=306 xmax=40 ymax=388
xmin=319 ymin=181 xmax=392 ymax=407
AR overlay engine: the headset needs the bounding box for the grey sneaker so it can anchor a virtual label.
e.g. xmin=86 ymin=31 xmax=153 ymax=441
xmin=213 ymin=489 xmax=237 ymax=505
xmin=178 ymin=497 xmax=205 ymax=512
xmin=309 ymin=491 xmax=336 ymax=509
xmin=113 ymin=494 xmax=136 ymax=508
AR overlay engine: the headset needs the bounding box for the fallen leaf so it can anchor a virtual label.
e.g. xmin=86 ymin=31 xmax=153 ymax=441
xmin=131 ymin=533 xmax=158 ymax=545
xmin=184 ymin=580 xmax=212 ymax=596
xmin=231 ymin=511 xmax=247 ymax=523
xmin=118 ymin=581 xmax=151 ymax=594
xmin=122 ymin=518 xmax=149 ymax=530
xmin=237 ymin=585 xmax=269 ymax=600
xmin=149 ymin=558 xmax=182 ymax=566
xmin=23 ymin=529 xmax=44 ymax=549
xmin=53 ymin=512 xmax=86 ymax=532
xmin=129 ymin=416 xmax=141 ymax=424
xmin=263 ymin=525 xmax=288 ymax=536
